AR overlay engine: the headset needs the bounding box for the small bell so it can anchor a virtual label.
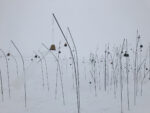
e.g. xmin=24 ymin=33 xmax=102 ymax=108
xmin=50 ymin=44 xmax=56 ymax=51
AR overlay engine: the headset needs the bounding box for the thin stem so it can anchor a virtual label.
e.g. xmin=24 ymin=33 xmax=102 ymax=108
xmin=0 ymin=49 xmax=11 ymax=99
xmin=11 ymin=40 xmax=27 ymax=108
xmin=42 ymin=43 xmax=65 ymax=105
xmin=0 ymin=69 xmax=4 ymax=102
xmin=53 ymin=13 xmax=80 ymax=113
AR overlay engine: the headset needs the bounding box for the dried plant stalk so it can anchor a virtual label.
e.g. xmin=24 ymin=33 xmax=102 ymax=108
xmin=0 ymin=69 xmax=4 ymax=102
xmin=11 ymin=40 xmax=27 ymax=108
xmin=0 ymin=49 xmax=11 ymax=99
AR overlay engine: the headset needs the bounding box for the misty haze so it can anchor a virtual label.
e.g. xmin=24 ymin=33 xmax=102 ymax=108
xmin=0 ymin=0 xmax=150 ymax=113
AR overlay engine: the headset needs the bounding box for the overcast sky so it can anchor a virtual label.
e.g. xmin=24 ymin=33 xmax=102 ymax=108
xmin=0 ymin=0 xmax=150 ymax=57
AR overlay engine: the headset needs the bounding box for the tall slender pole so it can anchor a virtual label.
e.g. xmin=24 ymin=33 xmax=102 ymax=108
xmin=52 ymin=13 xmax=80 ymax=113
xmin=120 ymin=39 xmax=125 ymax=113
xmin=134 ymin=31 xmax=140 ymax=105
xmin=11 ymin=40 xmax=27 ymax=108
xmin=125 ymin=39 xmax=130 ymax=110
xmin=67 ymin=27 xmax=80 ymax=101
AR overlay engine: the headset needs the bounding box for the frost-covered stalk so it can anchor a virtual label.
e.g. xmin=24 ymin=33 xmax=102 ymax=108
xmin=97 ymin=57 xmax=101 ymax=90
xmin=125 ymin=39 xmax=130 ymax=110
xmin=115 ymin=48 xmax=120 ymax=91
xmin=141 ymin=61 xmax=146 ymax=96
xmin=119 ymin=39 xmax=125 ymax=113
xmin=11 ymin=40 xmax=27 ymax=108
xmin=55 ymin=62 xmax=59 ymax=99
xmin=89 ymin=54 xmax=97 ymax=96
xmin=68 ymin=27 xmax=80 ymax=86
xmin=134 ymin=32 xmax=140 ymax=105
xmin=42 ymin=43 xmax=65 ymax=105
xmin=38 ymin=51 xmax=50 ymax=91
xmin=40 ymin=59 xmax=44 ymax=88
xmin=149 ymin=44 xmax=150 ymax=80
xmin=68 ymin=28 xmax=81 ymax=108
xmin=110 ymin=52 xmax=117 ymax=97
xmin=0 ymin=69 xmax=4 ymax=102
xmin=34 ymin=52 xmax=45 ymax=88
xmin=10 ymin=54 xmax=19 ymax=77
xmin=53 ymin=14 xmax=80 ymax=113
xmin=138 ymin=49 xmax=148 ymax=96
xmin=104 ymin=49 xmax=107 ymax=91
xmin=54 ymin=42 xmax=61 ymax=99
xmin=94 ymin=54 xmax=100 ymax=91
xmin=0 ymin=49 xmax=11 ymax=99
xmin=106 ymin=45 xmax=110 ymax=89
xmin=52 ymin=52 xmax=65 ymax=105
xmin=82 ymin=58 xmax=87 ymax=80
xmin=56 ymin=56 xmax=65 ymax=105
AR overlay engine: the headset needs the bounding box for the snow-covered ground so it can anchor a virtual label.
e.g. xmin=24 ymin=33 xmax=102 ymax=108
xmin=0 ymin=56 xmax=150 ymax=113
